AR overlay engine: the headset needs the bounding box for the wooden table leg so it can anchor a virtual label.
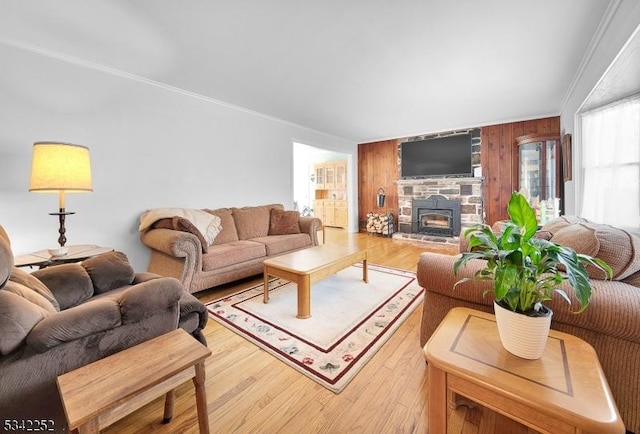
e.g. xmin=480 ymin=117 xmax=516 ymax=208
xmin=76 ymin=418 xmax=99 ymax=434
xmin=263 ymin=269 xmax=270 ymax=303
xmin=362 ymin=258 xmax=368 ymax=283
xmin=193 ymin=362 xmax=210 ymax=434
xmin=163 ymin=390 xmax=175 ymax=423
xmin=297 ymin=274 xmax=311 ymax=319
xmin=428 ymin=363 xmax=447 ymax=434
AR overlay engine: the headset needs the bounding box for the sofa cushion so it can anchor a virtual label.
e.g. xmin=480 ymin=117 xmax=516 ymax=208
xmin=233 ymin=204 xmax=283 ymax=240
xmin=0 ymin=232 xmax=12 ymax=289
xmin=202 ymin=241 xmax=267 ymax=270
xmin=81 ymin=251 xmax=136 ymax=294
xmin=622 ymin=269 xmax=640 ymax=288
xmin=9 ymin=268 xmax=60 ymax=311
xmin=551 ymin=223 xmax=640 ymax=280
xmin=550 ymin=223 xmax=600 ymax=257
xmin=0 ymin=290 xmax=51 ymax=355
xmin=33 ymin=264 xmax=94 ymax=309
xmin=205 ymin=208 xmax=239 ymax=245
xmin=2 ymin=280 xmax=57 ymax=314
xmin=253 ymin=234 xmax=312 ymax=256
xmin=541 ymin=216 xmax=589 ymax=236
xmin=269 ymin=209 xmax=301 ymax=235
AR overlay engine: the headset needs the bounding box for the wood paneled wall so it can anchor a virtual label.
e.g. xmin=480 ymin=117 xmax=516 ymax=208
xmin=481 ymin=116 xmax=560 ymax=224
xmin=357 ymin=116 xmax=560 ymax=229
xmin=357 ymin=139 xmax=399 ymax=231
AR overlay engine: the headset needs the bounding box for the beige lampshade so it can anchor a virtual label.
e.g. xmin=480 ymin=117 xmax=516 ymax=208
xmin=29 ymin=142 xmax=93 ymax=193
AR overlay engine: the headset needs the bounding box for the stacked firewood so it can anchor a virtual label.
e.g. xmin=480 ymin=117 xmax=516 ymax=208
xmin=366 ymin=212 xmax=393 ymax=235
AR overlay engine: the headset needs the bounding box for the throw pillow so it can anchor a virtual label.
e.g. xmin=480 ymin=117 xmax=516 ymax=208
xmin=233 ymin=205 xmax=275 ymax=240
xmin=205 ymin=208 xmax=238 ymax=245
xmin=150 ymin=218 xmax=174 ymax=230
xmin=269 ymin=209 xmax=302 ymax=235
xmin=151 ymin=217 xmax=212 ymax=253
xmin=32 ymin=264 xmax=94 ymax=310
xmin=173 ymin=217 xmax=211 ymax=253
xmin=81 ymin=251 xmax=135 ymax=294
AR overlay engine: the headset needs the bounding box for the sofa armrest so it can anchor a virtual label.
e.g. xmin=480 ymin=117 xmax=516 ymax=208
xmin=140 ymin=228 xmax=202 ymax=258
xmin=118 ymin=277 xmax=183 ymax=324
xmin=27 ymin=298 xmax=121 ymax=352
xmin=298 ymin=216 xmax=323 ymax=246
xmin=140 ymin=228 xmax=202 ymax=289
xmin=417 ymin=252 xmax=494 ymax=306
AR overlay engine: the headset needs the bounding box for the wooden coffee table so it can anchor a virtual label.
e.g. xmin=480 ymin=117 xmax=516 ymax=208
xmin=424 ymin=307 xmax=625 ymax=433
xmin=263 ymin=244 xmax=367 ymax=318
xmin=57 ymin=329 xmax=211 ymax=433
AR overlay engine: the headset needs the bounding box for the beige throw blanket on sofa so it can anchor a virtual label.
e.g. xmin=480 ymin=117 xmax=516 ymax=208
xmin=139 ymin=208 xmax=222 ymax=245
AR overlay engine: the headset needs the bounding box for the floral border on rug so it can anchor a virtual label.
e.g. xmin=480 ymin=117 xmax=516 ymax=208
xmin=207 ymin=264 xmax=423 ymax=392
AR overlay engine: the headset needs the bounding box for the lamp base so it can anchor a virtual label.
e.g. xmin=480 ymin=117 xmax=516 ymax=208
xmin=49 ymin=209 xmax=75 ymax=247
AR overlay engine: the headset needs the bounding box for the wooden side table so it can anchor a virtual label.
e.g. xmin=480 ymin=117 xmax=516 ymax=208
xmin=57 ymin=328 xmax=211 ymax=433
xmin=14 ymin=244 xmax=113 ymax=268
xmin=424 ymin=307 xmax=625 ymax=434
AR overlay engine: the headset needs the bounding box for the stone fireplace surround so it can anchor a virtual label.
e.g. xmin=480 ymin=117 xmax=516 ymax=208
xmin=388 ymin=128 xmax=484 ymax=246
xmin=393 ymin=177 xmax=483 ymax=246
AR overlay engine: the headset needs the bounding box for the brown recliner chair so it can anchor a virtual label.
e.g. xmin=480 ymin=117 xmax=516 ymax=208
xmin=0 ymin=225 xmax=208 ymax=431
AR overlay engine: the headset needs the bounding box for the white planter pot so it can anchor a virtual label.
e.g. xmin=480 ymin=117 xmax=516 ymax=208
xmin=493 ymin=301 xmax=553 ymax=360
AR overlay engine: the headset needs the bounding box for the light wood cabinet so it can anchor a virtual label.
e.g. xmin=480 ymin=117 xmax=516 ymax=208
xmin=315 ymin=165 xmax=326 ymax=189
xmin=313 ymin=160 xmax=348 ymax=228
xmin=335 ymin=200 xmax=348 ymax=227
xmin=313 ymin=200 xmax=325 ymax=222
xmin=335 ymin=161 xmax=347 ymax=189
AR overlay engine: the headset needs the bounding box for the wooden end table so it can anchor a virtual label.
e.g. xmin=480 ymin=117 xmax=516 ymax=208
xmin=14 ymin=244 xmax=114 ymax=268
xmin=263 ymin=244 xmax=367 ymax=318
xmin=57 ymin=329 xmax=211 ymax=433
xmin=424 ymin=307 xmax=625 ymax=434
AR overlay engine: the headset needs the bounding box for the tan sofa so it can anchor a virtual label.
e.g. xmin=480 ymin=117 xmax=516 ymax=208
xmin=417 ymin=216 xmax=640 ymax=433
xmin=140 ymin=204 xmax=322 ymax=294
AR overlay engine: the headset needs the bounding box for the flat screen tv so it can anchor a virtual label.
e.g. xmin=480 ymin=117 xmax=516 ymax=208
xmin=400 ymin=134 xmax=472 ymax=178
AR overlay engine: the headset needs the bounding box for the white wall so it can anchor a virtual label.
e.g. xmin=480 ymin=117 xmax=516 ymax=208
xmin=0 ymin=43 xmax=355 ymax=270
xmin=559 ymin=0 xmax=640 ymax=215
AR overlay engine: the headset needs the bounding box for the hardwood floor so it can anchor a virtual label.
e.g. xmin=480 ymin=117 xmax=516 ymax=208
xmin=103 ymin=229 xmax=538 ymax=434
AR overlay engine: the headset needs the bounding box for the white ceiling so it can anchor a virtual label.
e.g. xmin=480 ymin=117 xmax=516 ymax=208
xmin=0 ymin=0 xmax=614 ymax=143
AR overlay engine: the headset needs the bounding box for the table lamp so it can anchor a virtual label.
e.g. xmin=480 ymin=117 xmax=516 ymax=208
xmin=29 ymin=142 xmax=93 ymax=247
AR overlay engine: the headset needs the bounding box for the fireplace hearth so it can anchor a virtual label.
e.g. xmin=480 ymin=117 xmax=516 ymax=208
xmin=411 ymin=195 xmax=461 ymax=237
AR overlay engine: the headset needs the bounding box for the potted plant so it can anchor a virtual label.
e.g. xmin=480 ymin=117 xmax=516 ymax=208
xmin=453 ymin=191 xmax=612 ymax=359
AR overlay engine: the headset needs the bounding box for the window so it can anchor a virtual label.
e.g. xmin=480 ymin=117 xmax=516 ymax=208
xmin=579 ymin=96 xmax=640 ymax=232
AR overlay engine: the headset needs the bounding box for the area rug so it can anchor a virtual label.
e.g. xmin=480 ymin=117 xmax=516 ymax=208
xmin=206 ymin=263 xmax=423 ymax=393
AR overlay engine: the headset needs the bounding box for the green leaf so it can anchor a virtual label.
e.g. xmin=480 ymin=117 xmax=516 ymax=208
xmin=507 ymin=192 xmax=538 ymax=242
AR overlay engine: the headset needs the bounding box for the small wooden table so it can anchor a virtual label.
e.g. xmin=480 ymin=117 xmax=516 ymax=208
xmin=263 ymin=244 xmax=367 ymax=318
xmin=57 ymin=329 xmax=211 ymax=433
xmin=424 ymin=307 xmax=625 ymax=434
xmin=14 ymin=244 xmax=114 ymax=268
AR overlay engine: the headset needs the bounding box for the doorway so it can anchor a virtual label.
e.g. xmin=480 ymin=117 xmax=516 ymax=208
xmin=292 ymin=142 xmax=350 ymax=227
